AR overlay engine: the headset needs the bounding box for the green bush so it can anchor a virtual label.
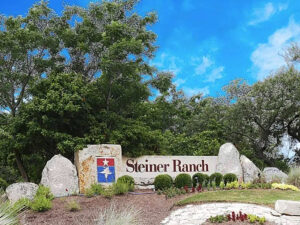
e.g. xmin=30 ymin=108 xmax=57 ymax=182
xmin=30 ymin=195 xmax=52 ymax=212
xmin=35 ymin=185 xmax=54 ymax=200
xmin=209 ymin=173 xmax=223 ymax=186
xmin=0 ymin=178 xmax=8 ymax=190
xmin=287 ymin=167 xmax=300 ymax=187
xmin=154 ymin=174 xmax=173 ymax=190
xmin=117 ymin=175 xmax=135 ymax=186
xmin=113 ymin=182 xmax=129 ymax=195
xmin=174 ymin=173 xmax=192 ymax=188
xmin=66 ymin=200 xmax=80 ymax=211
xmin=85 ymin=188 xmax=95 ymax=198
xmin=192 ymin=173 xmax=209 ymax=187
xmin=223 ymin=173 xmax=237 ymax=184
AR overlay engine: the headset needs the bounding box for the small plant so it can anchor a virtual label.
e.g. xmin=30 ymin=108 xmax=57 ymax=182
xmin=207 ymin=182 xmax=211 ymax=191
xmin=211 ymin=181 xmax=216 ymax=191
xmin=35 ymin=185 xmax=54 ymax=200
xmin=66 ymin=200 xmax=80 ymax=211
xmin=232 ymin=180 xmax=239 ymax=189
xmin=248 ymin=214 xmax=266 ymax=224
xmin=117 ymin=175 xmax=135 ymax=191
xmin=14 ymin=198 xmax=31 ymax=209
xmin=91 ymin=183 xmax=104 ymax=195
xmin=30 ymin=195 xmax=52 ymax=212
xmin=113 ymin=182 xmax=129 ymax=195
xmin=219 ymin=181 xmax=225 ymax=190
xmin=209 ymin=173 xmax=223 ymax=186
xmin=162 ymin=187 xmax=186 ymax=199
xmin=223 ymin=173 xmax=237 ymax=185
xmin=174 ymin=173 xmax=192 ymax=188
xmin=183 ymin=185 xmax=189 ymax=193
xmin=209 ymin=215 xmax=228 ymax=223
xmin=85 ymin=187 xmax=95 ymax=198
xmin=154 ymin=174 xmax=173 ymax=190
xmin=208 ymin=211 xmax=266 ymax=224
xmin=102 ymin=186 xmax=114 ymax=199
xmin=0 ymin=197 xmax=23 ymax=225
xmin=196 ymin=184 xmax=202 ymax=192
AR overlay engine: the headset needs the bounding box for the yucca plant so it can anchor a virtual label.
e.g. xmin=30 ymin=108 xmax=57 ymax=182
xmin=0 ymin=195 xmax=23 ymax=225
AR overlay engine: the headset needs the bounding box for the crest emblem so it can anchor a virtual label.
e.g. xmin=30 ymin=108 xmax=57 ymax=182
xmin=97 ymin=157 xmax=115 ymax=183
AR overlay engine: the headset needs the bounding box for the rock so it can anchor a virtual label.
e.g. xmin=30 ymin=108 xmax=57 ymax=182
xmin=240 ymin=155 xmax=261 ymax=183
xmin=6 ymin=182 xmax=38 ymax=203
xmin=216 ymin=143 xmax=243 ymax=180
xmin=74 ymin=144 xmax=122 ymax=193
xmin=41 ymin=154 xmax=79 ymax=197
xmin=275 ymin=200 xmax=300 ymax=216
xmin=263 ymin=167 xmax=288 ymax=183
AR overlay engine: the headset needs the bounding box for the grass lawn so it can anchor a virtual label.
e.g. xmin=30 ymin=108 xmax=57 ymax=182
xmin=177 ymin=189 xmax=300 ymax=207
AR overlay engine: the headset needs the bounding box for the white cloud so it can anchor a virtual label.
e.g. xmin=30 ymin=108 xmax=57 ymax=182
xmin=251 ymin=19 xmax=300 ymax=80
xmin=151 ymin=52 xmax=182 ymax=75
xmin=195 ymin=56 xmax=214 ymax=75
xmin=174 ymin=78 xmax=186 ymax=87
xmin=182 ymin=86 xmax=210 ymax=97
xmin=248 ymin=2 xmax=288 ymax=26
xmin=205 ymin=66 xmax=224 ymax=82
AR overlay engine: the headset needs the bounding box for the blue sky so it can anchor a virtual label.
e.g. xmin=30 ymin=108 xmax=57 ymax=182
xmin=1 ymin=0 xmax=300 ymax=97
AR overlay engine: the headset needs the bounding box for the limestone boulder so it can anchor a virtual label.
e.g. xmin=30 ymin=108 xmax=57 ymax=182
xmin=263 ymin=167 xmax=288 ymax=183
xmin=6 ymin=182 xmax=38 ymax=203
xmin=41 ymin=154 xmax=79 ymax=197
xmin=240 ymin=155 xmax=261 ymax=183
xmin=216 ymin=143 xmax=243 ymax=180
xmin=275 ymin=200 xmax=300 ymax=215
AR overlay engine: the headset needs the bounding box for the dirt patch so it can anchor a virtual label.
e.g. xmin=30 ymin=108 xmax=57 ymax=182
xmin=20 ymin=190 xmax=193 ymax=225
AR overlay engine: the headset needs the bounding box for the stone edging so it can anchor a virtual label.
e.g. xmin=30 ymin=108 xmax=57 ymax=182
xmin=161 ymin=203 xmax=300 ymax=225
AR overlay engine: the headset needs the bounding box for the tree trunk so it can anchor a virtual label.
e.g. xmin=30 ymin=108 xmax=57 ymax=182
xmin=14 ymin=149 xmax=29 ymax=182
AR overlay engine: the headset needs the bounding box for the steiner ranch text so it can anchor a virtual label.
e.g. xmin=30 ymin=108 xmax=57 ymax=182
xmin=126 ymin=159 xmax=209 ymax=173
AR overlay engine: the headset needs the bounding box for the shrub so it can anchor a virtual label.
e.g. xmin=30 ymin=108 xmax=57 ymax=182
xmin=117 ymin=176 xmax=135 ymax=186
xmin=30 ymin=195 xmax=52 ymax=212
xmin=192 ymin=173 xmax=209 ymax=187
xmin=154 ymin=174 xmax=173 ymax=190
xmin=287 ymin=167 xmax=300 ymax=187
xmin=0 ymin=197 xmax=23 ymax=225
xmin=174 ymin=174 xmax=192 ymax=188
xmin=113 ymin=182 xmax=129 ymax=195
xmin=102 ymin=186 xmax=114 ymax=199
xmin=85 ymin=188 xmax=95 ymax=198
xmin=91 ymin=183 xmax=104 ymax=195
xmin=97 ymin=203 xmax=140 ymax=225
xmin=0 ymin=178 xmax=8 ymax=190
xmin=209 ymin=173 xmax=223 ymax=186
xmin=223 ymin=173 xmax=237 ymax=185
xmin=271 ymin=183 xmax=299 ymax=191
xmin=66 ymin=200 xmax=80 ymax=211
xmin=35 ymin=185 xmax=54 ymax=200
xmin=162 ymin=187 xmax=186 ymax=199
xmin=212 ymin=181 xmax=216 ymax=191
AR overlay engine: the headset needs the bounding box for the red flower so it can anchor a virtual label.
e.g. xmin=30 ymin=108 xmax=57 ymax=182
xmin=66 ymin=188 xmax=68 ymax=192
xmin=232 ymin=211 xmax=236 ymax=221
xmin=184 ymin=186 xmax=189 ymax=193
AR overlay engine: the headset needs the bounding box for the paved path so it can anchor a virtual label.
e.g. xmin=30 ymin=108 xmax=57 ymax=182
xmin=161 ymin=203 xmax=300 ymax=225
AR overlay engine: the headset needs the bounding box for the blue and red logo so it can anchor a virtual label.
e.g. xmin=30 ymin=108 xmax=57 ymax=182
xmin=97 ymin=158 xmax=115 ymax=183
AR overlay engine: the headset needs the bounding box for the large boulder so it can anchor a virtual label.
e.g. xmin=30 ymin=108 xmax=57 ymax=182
xmin=41 ymin=154 xmax=79 ymax=197
xmin=216 ymin=143 xmax=243 ymax=180
xmin=275 ymin=200 xmax=300 ymax=215
xmin=240 ymin=155 xmax=261 ymax=183
xmin=6 ymin=182 xmax=38 ymax=203
xmin=263 ymin=167 xmax=288 ymax=183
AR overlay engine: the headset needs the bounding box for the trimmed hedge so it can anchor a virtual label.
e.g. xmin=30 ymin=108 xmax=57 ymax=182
xmin=154 ymin=174 xmax=173 ymax=190
xmin=174 ymin=173 xmax=192 ymax=188
xmin=223 ymin=173 xmax=237 ymax=185
xmin=209 ymin=173 xmax=223 ymax=186
xmin=192 ymin=173 xmax=210 ymax=187
xmin=117 ymin=175 xmax=135 ymax=186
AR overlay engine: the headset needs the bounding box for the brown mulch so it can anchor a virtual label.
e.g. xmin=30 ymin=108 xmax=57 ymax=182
xmin=19 ymin=190 xmax=193 ymax=225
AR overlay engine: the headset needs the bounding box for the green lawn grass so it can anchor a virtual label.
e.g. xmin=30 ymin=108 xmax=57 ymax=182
xmin=177 ymin=189 xmax=300 ymax=207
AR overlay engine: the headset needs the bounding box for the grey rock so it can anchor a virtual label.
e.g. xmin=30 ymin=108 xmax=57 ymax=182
xmin=240 ymin=155 xmax=261 ymax=183
xmin=275 ymin=200 xmax=300 ymax=216
xmin=41 ymin=154 xmax=79 ymax=197
xmin=216 ymin=143 xmax=243 ymax=180
xmin=6 ymin=182 xmax=38 ymax=203
xmin=263 ymin=167 xmax=288 ymax=183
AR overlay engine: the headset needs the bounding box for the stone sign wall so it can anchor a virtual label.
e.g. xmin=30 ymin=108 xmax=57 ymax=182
xmin=120 ymin=156 xmax=218 ymax=187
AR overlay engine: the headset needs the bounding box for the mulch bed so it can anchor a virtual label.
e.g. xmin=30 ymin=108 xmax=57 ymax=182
xmin=19 ymin=190 xmax=193 ymax=225
xmin=203 ymin=222 xmax=276 ymax=225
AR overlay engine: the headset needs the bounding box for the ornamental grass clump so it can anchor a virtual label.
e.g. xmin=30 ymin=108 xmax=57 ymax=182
xmin=0 ymin=196 xmax=23 ymax=225
xmin=287 ymin=167 xmax=300 ymax=187
xmin=154 ymin=174 xmax=173 ymax=190
xmin=97 ymin=203 xmax=140 ymax=225
xmin=174 ymin=174 xmax=192 ymax=188
xmin=66 ymin=200 xmax=80 ymax=212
